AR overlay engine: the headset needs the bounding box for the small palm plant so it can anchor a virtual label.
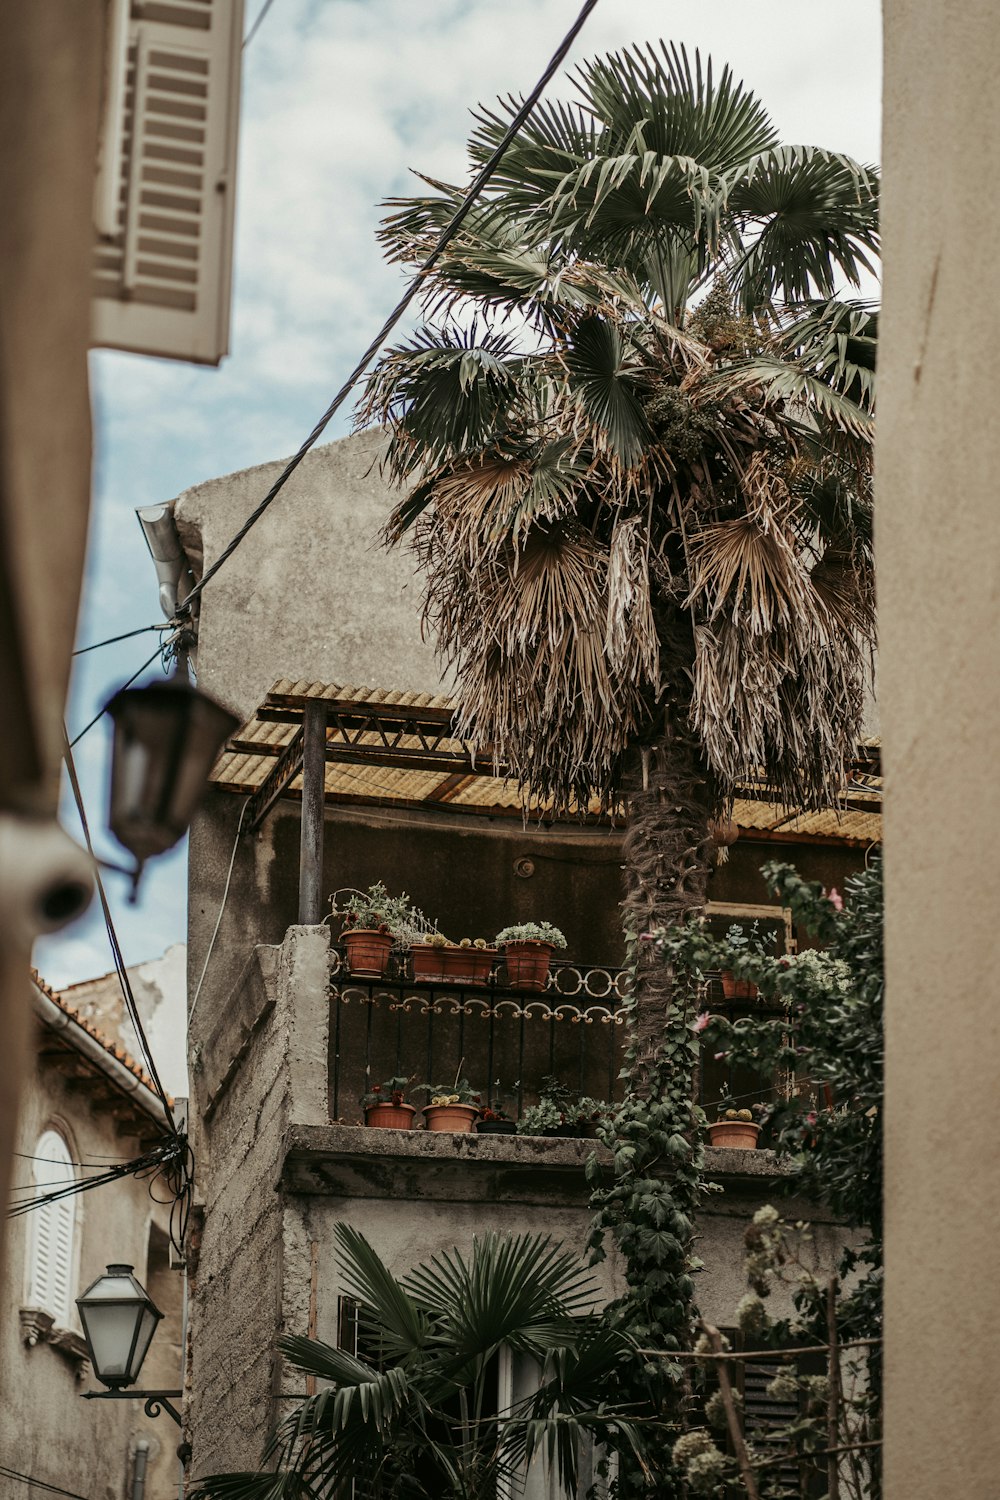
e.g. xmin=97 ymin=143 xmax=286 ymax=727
xmin=191 ymin=1224 xmax=645 ymax=1500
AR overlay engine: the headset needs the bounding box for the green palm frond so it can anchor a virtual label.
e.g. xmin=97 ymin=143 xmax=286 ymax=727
xmin=706 ymin=354 xmax=874 ymax=440
xmin=775 ymin=297 xmax=877 ymax=410
xmin=563 ymin=316 xmax=652 ymax=466
xmin=333 ymin=1223 xmax=431 ymax=1360
xmin=402 ymin=1231 xmax=597 ymax=1359
xmin=726 ymin=146 xmax=879 ymax=307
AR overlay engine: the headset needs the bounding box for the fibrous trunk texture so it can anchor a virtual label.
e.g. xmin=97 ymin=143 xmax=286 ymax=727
xmin=622 ymin=667 xmax=720 ymax=1071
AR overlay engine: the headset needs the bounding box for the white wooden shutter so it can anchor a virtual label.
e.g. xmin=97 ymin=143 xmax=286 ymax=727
xmin=27 ymin=1131 xmax=77 ymax=1327
xmin=91 ymin=0 xmax=244 ymax=365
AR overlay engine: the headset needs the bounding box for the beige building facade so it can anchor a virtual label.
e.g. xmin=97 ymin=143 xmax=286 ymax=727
xmin=2 ymin=977 xmax=183 ymax=1500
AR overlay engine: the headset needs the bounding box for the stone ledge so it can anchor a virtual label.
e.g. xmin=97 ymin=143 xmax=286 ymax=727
xmin=280 ymin=1125 xmax=794 ymax=1206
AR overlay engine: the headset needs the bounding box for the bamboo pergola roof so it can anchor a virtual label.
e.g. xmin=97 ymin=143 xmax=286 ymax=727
xmin=208 ymin=679 xmax=882 ymax=846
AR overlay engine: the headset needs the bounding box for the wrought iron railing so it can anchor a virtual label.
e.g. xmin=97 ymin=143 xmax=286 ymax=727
xmin=329 ymin=953 xmax=790 ymax=1131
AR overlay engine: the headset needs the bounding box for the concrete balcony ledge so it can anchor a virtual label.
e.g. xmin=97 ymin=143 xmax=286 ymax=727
xmin=279 ymin=1124 xmax=794 ymax=1207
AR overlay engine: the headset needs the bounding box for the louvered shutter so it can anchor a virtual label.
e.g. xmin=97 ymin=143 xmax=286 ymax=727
xmin=27 ymin=1132 xmax=77 ymax=1327
xmin=91 ymin=0 xmax=244 ymax=365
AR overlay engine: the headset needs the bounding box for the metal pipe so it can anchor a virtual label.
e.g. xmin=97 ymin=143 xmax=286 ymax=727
xmin=132 ymin=1439 xmax=150 ymax=1500
xmin=297 ymin=700 xmax=326 ymax=924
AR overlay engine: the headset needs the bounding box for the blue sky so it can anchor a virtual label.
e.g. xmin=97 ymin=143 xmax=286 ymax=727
xmin=36 ymin=0 xmax=883 ymax=986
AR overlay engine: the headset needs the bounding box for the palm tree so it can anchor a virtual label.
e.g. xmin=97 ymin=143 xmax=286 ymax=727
xmin=191 ymin=1225 xmax=644 ymax=1500
xmin=361 ymin=42 xmax=878 ymax=1051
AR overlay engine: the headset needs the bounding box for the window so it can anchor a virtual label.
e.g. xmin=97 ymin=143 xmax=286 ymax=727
xmin=26 ymin=1130 xmax=78 ymax=1328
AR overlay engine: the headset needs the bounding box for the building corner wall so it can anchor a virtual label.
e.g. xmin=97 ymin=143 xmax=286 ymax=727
xmin=878 ymin=4 xmax=1000 ymax=1496
xmin=187 ymin=925 xmax=330 ymax=1480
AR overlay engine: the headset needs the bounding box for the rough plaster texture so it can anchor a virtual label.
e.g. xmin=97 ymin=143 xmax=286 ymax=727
xmin=188 ymin=927 xmax=331 ymax=1477
xmin=173 ymin=427 xmax=446 ymax=721
xmin=878 ymin=6 xmax=1000 ymax=1495
xmin=2 ymin=1033 xmax=181 ymax=1500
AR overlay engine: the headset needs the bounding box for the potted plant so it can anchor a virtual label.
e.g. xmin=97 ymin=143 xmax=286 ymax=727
xmin=719 ymin=921 xmax=770 ymax=1000
xmin=415 ymin=1075 xmax=482 ymax=1132
xmin=475 ymin=1082 xmax=518 ymax=1135
xmin=410 ymin=934 xmax=497 ymax=985
xmin=332 ymin=883 xmax=421 ymax=977
xmin=495 ymin=921 xmax=567 ymax=991
xmin=706 ymin=1095 xmax=762 ymax=1149
xmin=516 ymin=1078 xmax=609 ymax=1138
xmin=362 ymin=1077 xmax=416 ymax=1130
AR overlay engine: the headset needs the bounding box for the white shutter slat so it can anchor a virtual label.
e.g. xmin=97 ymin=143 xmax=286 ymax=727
xmin=91 ymin=0 xmax=243 ymax=365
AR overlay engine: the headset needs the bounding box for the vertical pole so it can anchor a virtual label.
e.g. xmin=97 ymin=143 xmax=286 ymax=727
xmin=298 ymin=699 xmax=326 ymax=925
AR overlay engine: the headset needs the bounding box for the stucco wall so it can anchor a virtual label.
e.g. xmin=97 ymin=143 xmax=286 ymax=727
xmin=173 ymin=427 xmax=446 ymax=722
xmin=878 ymin=4 xmax=1000 ymax=1496
xmin=2 ymin=1035 xmax=182 ymax=1500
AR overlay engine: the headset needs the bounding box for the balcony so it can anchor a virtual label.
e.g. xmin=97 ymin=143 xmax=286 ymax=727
xmin=328 ymin=948 xmax=785 ymax=1128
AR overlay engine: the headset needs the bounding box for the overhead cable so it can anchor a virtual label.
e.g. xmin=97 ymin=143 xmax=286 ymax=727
xmin=62 ymin=733 xmax=177 ymax=1134
xmin=176 ymin=0 xmax=602 ymax=620
xmin=243 ymin=0 xmax=278 ymax=48
xmin=68 ymin=639 xmax=170 ymax=747
xmin=0 ymin=1466 xmax=95 ymax=1500
xmin=72 ymin=623 xmax=171 ymax=657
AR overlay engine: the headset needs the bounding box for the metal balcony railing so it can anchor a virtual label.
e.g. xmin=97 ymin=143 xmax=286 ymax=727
xmin=328 ymin=950 xmax=787 ymax=1128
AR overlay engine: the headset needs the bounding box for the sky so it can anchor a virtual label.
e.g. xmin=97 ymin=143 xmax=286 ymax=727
xmin=35 ymin=0 xmax=883 ymax=987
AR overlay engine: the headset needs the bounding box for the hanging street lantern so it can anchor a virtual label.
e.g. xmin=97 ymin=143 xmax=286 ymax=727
xmin=78 ymin=1264 xmax=183 ymax=1427
xmin=105 ymin=669 xmax=238 ymax=894
xmin=76 ymin=1263 xmax=163 ymax=1390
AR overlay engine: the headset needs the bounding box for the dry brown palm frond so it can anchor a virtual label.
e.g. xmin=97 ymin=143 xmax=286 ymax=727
xmin=605 ymin=514 xmax=659 ymax=682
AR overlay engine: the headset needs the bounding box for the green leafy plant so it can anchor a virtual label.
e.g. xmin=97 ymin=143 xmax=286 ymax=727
xmin=332 ymin=883 xmax=429 ymax=942
xmin=516 ymin=1077 xmax=608 ymax=1136
xmin=190 ymin=1225 xmax=648 ymax=1500
xmin=495 ymin=921 xmax=567 ymax=948
xmin=361 ymin=1077 xmax=412 ymax=1110
xmin=413 ymin=1076 xmax=482 ymax=1107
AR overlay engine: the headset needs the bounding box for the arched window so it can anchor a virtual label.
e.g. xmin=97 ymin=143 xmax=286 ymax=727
xmin=27 ymin=1129 xmax=77 ymax=1327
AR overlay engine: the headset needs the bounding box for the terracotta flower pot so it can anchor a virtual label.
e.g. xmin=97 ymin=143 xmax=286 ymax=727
xmin=502 ymin=941 xmax=554 ymax=992
xmin=344 ymin=929 xmax=393 ymax=978
xmin=365 ymin=1102 xmax=416 ymax=1130
xmin=475 ymin=1118 xmax=516 ymax=1135
xmin=720 ymin=970 xmax=758 ymax=1001
xmin=707 ymin=1119 xmax=761 ymax=1150
xmin=411 ymin=945 xmax=497 ymax=985
xmin=422 ymin=1103 xmax=480 ymax=1133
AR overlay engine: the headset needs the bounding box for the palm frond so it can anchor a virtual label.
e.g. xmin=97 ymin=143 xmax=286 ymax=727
xmin=333 ymin=1224 xmax=430 ymax=1360
xmin=706 ymin=354 xmax=874 ymax=440
xmin=726 ymin=145 xmax=879 ymax=307
xmin=563 ymin=316 xmax=652 ymax=466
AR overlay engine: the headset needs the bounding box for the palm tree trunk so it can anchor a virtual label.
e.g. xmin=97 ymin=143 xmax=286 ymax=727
xmin=621 ymin=668 xmax=720 ymax=1070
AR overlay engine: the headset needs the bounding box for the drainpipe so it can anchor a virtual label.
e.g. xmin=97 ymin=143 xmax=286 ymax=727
xmin=136 ymin=502 xmax=196 ymax=621
xmin=131 ymin=1440 xmax=150 ymax=1500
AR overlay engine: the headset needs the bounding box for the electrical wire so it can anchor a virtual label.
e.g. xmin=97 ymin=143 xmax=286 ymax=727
xmin=188 ymin=797 xmax=250 ymax=1027
xmin=176 ymin=0 xmax=602 ymax=621
xmin=0 ymin=1466 xmax=95 ymax=1500
xmin=6 ymin=1141 xmax=181 ymax=1220
xmin=243 ymin=0 xmax=278 ymax=48
xmin=68 ymin=640 xmax=169 ymax=747
xmin=72 ymin=623 xmax=171 ymax=657
xmin=62 ymin=733 xmax=177 ymax=1134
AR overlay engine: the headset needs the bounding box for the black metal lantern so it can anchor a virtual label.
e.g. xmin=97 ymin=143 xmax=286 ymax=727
xmin=105 ymin=672 xmax=238 ymax=883
xmin=76 ymin=1264 xmax=163 ymax=1390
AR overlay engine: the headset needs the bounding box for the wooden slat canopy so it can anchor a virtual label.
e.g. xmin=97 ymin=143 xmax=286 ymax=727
xmin=208 ymin=679 xmax=882 ymax=846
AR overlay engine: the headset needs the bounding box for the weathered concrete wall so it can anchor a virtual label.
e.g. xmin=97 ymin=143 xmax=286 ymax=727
xmin=878 ymin=5 xmax=1000 ymax=1496
xmin=173 ymin=427 xmax=446 ymax=721
xmin=2 ymin=1038 xmax=181 ymax=1500
xmin=187 ymin=927 xmax=330 ymax=1477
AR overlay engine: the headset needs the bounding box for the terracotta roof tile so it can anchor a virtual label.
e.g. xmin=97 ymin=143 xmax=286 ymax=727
xmin=30 ymin=968 xmax=171 ymax=1104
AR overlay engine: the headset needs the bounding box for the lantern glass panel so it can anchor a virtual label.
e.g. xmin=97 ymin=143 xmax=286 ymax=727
xmin=77 ymin=1264 xmax=163 ymax=1388
xmin=107 ymin=679 xmax=238 ymax=865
